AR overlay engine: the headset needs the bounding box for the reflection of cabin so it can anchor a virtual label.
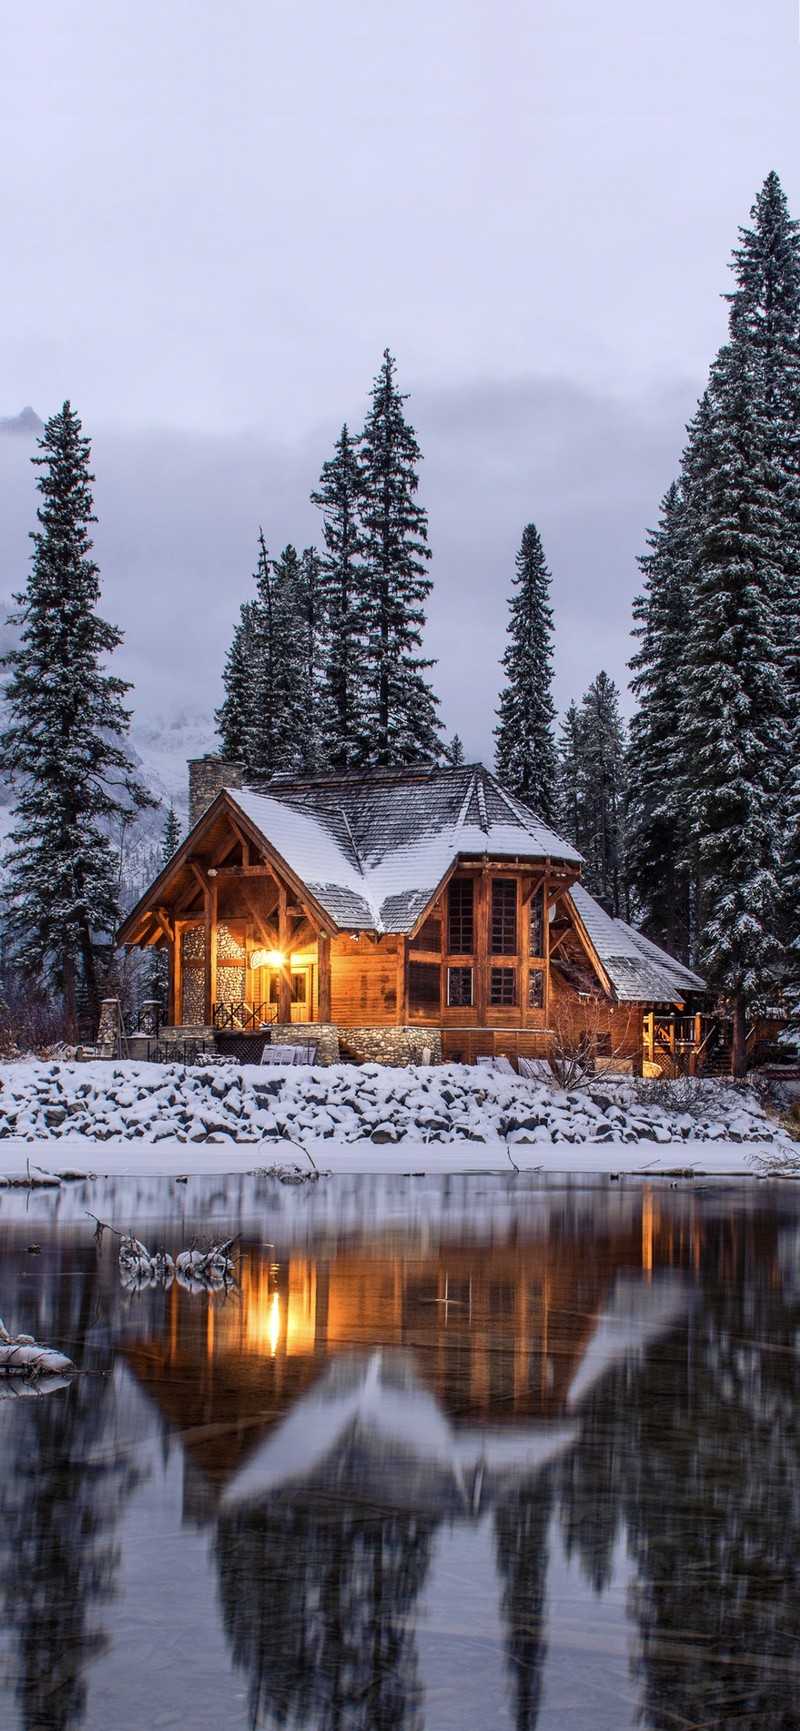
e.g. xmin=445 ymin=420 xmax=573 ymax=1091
xmin=118 ymin=758 xmax=707 ymax=1070
xmin=121 ymin=1198 xmax=704 ymax=1509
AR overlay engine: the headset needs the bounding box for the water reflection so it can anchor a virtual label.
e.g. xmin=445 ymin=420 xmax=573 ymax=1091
xmin=0 ymin=1179 xmax=799 ymax=1728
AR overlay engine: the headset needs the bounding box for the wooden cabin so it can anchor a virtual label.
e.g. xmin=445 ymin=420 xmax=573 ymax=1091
xmin=116 ymin=758 xmax=706 ymax=1068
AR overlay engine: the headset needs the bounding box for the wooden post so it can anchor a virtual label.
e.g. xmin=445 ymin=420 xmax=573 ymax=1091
xmin=204 ymin=881 xmax=217 ymax=1026
xmin=395 ymin=936 xmax=408 ymax=1022
xmin=317 ymin=932 xmax=331 ymax=1022
xmin=475 ymin=869 xmax=489 ymax=1025
xmin=277 ymin=882 xmax=292 ymax=1024
xmin=167 ymin=937 xmax=176 ymax=1025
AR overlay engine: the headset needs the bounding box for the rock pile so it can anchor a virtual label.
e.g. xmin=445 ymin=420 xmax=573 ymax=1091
xmin=0 ymin=1059 xmax=786 ymax=1146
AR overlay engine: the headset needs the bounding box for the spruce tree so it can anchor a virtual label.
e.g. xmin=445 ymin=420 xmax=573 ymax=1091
xmin=0 ymin=403 xmax=153 ymax=1033
xmin=627 ymin=481 xmax=694 ymax=959
xmin=161 ymin=805 xmax=182 ymax=864
xmin=216 ymin=599 xmax=257 ymax=762
xmin=677 ymin=335 xmax=788 ymax=1073
xmin=357 ymin=350 xmax=441 ymax=765
xmin=311 ymin=424 xmax=369 ymax=769
xmin=558 ymin=675 xmax=627 ymax=915
xmin=447 ymin=733 xmax=465 ymax=766
xmin=494 ymin=522 xmax=558 ymax=821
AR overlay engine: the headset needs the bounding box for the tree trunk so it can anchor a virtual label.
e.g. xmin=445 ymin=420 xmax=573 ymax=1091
xmin=80 ymin=924 xmax=101 ymax=1032
xmin=731 ymin=993 xmax=747 ymax=1080
xmin=62 ymin=951 xmax=78 ymax=1039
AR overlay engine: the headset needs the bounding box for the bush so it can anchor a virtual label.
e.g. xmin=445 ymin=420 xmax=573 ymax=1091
xmin=0 ymin=982 xmax=71 ymax=1057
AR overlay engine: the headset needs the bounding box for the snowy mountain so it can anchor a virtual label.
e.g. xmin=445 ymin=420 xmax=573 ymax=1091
xmin=0 ymin=408 xmax=43 ymax=438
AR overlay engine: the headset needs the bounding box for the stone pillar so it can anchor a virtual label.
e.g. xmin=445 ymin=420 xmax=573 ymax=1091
xmin=188 ymin=756 xmax=245 ymax=827
xmin=97 ymin=998 xmax=121 ymax=1059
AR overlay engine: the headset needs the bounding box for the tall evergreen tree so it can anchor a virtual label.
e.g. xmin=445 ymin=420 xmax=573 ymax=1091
xmin=161 ymin=804 xmax=183 ymax=864
xmin=627 ymin=481 xmax=694 ymax=959
xmin=217 ymin=535 xmax=322 ymax=779
xmin=677 ymin=335 xmax=788 ymax=1073
xmin=0 ymin=403 xmax=153 ymax=1032
xmin=558 ymin=675 xmax=627 ymax=916
xmin=311 ymin=424 xmax=369 ymax=768
xmin=494 ymin=522 xmax=558 ymax=821
xmin=357 ymin=350 xmax=441 ymax=765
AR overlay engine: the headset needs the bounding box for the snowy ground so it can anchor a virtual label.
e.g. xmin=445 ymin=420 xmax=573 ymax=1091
xmin=0 ymin=1059 xmax=793 ymax=1179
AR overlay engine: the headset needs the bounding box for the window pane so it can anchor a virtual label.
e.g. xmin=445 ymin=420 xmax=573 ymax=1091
xmin=491 ymin=880 xmax=517 ymax=954
xmin=528 ymin=969 xmax=544 ymax=1009
xmin=409 ymin=961 xmax=441 ymax=1014
xmin=490 ymin=967 xmax=516 ymax=1006
xmin=447 ymin=966 xmax=473 ymax=1007
xmin=448 ymin=879 xmax=474 ymax=952
xmin=529 ymin=890 xmax=544 ymax=958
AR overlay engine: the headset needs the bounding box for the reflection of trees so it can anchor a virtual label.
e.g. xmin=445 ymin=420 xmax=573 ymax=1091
xmin=216 ymin=1499 xmax=433 ymax=1731
xmin=494 ymin=1475 xmax=553 ymax=1731
xmin=0 ymin=1254 xmax=139 ymax=1731
xmin=558 ymin=1237 xmax=800 ymax=1731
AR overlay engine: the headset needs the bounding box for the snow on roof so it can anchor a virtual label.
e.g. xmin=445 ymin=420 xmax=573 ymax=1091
xmin=569 ymin=884 xmax=706 ymax=1002
xmin=230 ymin=763 xmax=581 ymax=935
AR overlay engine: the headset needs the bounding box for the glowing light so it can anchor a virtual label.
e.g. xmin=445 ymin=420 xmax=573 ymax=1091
xmin=250 ymin=947 xmax=285 ymax=970
xmin=270 ymin=1291 xmax=280 ymax=1357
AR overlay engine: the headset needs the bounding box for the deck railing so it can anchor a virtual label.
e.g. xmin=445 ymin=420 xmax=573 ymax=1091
xmin=212 ymin=1002 xmax=278 ymax=1031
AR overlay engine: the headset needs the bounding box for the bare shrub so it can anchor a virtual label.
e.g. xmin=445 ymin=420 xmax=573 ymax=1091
xmin=546 ymin=995 xmax=638 ymax=1092
xmin=630 ymin=1074 xmax=729 ymax=1119
xmin=0 ymin=982 xmax=71 ymax=1057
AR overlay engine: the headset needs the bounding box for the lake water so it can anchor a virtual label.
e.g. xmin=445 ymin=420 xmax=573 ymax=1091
xmin=1 ymin=1170 xmax=799 ymax=1731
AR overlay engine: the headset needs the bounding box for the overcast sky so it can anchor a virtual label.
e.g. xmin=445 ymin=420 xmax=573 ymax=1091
xmin=1 ymin=1 xmax=799 ymax=766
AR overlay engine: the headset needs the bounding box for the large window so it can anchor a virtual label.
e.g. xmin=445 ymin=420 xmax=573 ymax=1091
xmin=491 ymin=880 xmax=517 ymax=954
xmin=448 ymin=878 xmax=474 ymax=952
xmin=409 ymin=961 xmax=441 ymax=1015
xmin=490 ymin=967 xmax=516 ymax=1007
xmin=447 ymin=966 xmax=473 ymax=1007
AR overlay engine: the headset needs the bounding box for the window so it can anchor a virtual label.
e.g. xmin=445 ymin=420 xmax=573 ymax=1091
xmin=491 ymin=879 xmax=517 ymax=954
xmin=528 ymin=969 xmax=544 ymax=1010
xmin=490 ymin=967 xmax=516 ymax=1006
xmin=529 ymin=890 xmax=544 ymax=958
xmin=291 ymin=972 xmax=307 ymax=1004
xmin=448 ymin=879 xmax=474 ymax=952
xmin=447 ymin=966 xmax=473 ymax=1007
xmin=409 ymin=961 xmax=441 ymax=1015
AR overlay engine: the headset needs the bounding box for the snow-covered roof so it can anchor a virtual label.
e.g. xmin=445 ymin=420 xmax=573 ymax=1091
xmin=569 ymin=884 xmax=706 ymax=1002
xmin=230 ymin=763 xmax=582 ymax=935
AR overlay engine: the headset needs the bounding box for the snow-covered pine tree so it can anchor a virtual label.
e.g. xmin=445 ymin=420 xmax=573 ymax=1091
xmin=556 ymin=702 xmax=584 ymax=853
xmin=311 ymin=424 xmax=369 ymax=769
xmin=447 ymin=733 xmax=465 ymax=766
xmin=0 ymin=403 xmax=153 ymax=1033
xmin=162 ymin=805 xmax=182 ymax=864
xmin=494 ymin=522 xmax=558 ymax=822
xmin=357 ymin=351 xmax=441 ymax=765
xmin=677 ymin=334 xmax=788 ymax=1075
xmin=627 ymin=480 xmax=695 ymax=958
xmin=216 ymin=598 xmax=257 ymax=762
xmin=559 ymin=675 xmax=627 ymax=916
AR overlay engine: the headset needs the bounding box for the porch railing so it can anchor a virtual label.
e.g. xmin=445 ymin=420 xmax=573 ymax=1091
xmin=212 ymin=1001 xmax=278 ymax=1031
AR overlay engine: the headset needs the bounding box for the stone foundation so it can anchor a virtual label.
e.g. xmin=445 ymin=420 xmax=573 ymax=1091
xmin=266 ymin=1023 xmax=341 ymax=1065
xmin=337 ymin=1026 xmax=442 ymax=1066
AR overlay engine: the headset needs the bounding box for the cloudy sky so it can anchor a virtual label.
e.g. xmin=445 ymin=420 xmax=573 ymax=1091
xmin=1 ymin=1 xmax=799 ymax=769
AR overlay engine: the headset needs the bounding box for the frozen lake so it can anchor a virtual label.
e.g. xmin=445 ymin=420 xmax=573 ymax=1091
xmin=1 ymin=1170 xmax=799 ymax=1729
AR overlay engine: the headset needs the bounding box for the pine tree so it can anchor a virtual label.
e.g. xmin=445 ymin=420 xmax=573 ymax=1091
xmin=161 ymin=804 xmax=183 ymax=864
xmin=216 ymin=599 xmax=257 ymax=762
xmin=558 ymin=675 xmax=627 ymax=916
xmin=357 ymin=350 xmax=441 ymax=765
xmin=447 ymin=733 xmax=465 ymax=766
xmin=677 ymin=335 xmax=788 ymax=1073
xmin=494 ymin=522 xmax=558 ymax=821
xmin=627 ymin=481 xmax=694 ymax=959
xmin=218 ymin=537 xmax=324 ymax=780
xmin=0 ymin=403 xmax=153 ymax=1033
xmin=311 ymin=424 xmax=369 ymax=769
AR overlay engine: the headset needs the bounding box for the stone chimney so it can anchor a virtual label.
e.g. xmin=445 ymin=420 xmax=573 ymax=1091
xmin=188 ymin=755 xmax=244 ymax=827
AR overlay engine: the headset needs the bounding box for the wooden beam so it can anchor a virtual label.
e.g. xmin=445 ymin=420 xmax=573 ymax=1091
xmin=212 ymin=864 xmax=283 ymax=879
xmin=174 ymin=922 xmax=183 ymax=1025
xmin=190 ymin=860 xmax=211 ymax=896
xmin=475 ymin=872 xmax=489 ymax=1024
xmin=154 ymin=907 xmax=174 ymax=945
xmin=318 ymin=932 xmax=331 ymax=1022
xmin=225 ymin=812 xmax=252 ymax=866
xmin=396 ymin=936 xmax=408 ymax=1021
xmin=277 ymin=883 xmax=291 ymax=1023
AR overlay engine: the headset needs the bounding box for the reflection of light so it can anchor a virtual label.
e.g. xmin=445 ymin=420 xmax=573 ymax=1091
xmin=270 ymin=1292 xmax=280 ymax=1357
